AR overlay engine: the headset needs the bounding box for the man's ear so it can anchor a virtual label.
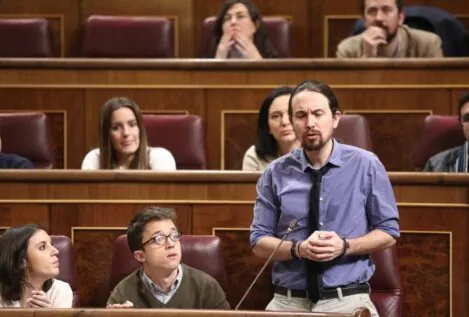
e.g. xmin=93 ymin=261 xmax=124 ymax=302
xmin=398 ymin=11 xmax=405 ymax=26
xmin=333 ymin=110 xmax=342 ymax=129
xmin=134 ymin=250 xmax=145 ymax=264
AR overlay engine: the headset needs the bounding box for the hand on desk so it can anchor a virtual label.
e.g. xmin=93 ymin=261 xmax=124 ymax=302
xmin=298 ymin=231 xmax=344 ymax=262
xmin=107 ymin=300 xmax=134 ymax=308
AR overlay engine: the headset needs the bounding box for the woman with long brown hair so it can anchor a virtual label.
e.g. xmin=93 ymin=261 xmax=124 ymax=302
xmin=81 ymin=97 xmax=176 ymax=170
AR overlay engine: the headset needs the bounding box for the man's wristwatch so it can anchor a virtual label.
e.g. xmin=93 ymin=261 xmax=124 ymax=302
xmin=290 ymin=240 xmax=300 ymax=260
xmin=341 ymin=237 xmax=350 ymax=256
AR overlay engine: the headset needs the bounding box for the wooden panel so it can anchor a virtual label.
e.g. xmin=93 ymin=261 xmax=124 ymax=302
xmin=458 ymin=16 xmax=469 ymax=32
xmin=399 ymin=232 xmax=450 ymax=317
xmin=0 ymin=204 xmax=49 ymax=229
xmin=192 ymin=0 xmax=310 ymax=58
xmin=80 ymin=0 xmax=192 ymax=57
xmin=223 ymin=112 xmax=257 ymax=170
xmin=0 ymin=0 xmax=79 ymax=56
xmin=73 ymin=228 xmax=125 ymax=307
xmin=206 ymin=89 xmax=273 ymax=170
xmin=83 ymin=89 xmax=206 ymax=166
xmin=0 ymin=88 xmax=84 ymax=169
xmin=216 ymin=229 xmax=270 ymax=310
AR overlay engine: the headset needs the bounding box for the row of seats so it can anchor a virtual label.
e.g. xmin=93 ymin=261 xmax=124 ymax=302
xmin=44 ymin=234 xmax=403 ymax=316
xmin=0 ymin=15 xmax=291 ymax=58
xmin=0 ymin=112 xmax=465 ymax=170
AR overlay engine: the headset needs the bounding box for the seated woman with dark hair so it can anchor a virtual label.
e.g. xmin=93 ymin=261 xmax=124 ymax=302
xmin=209 ymin=0 xmax=278 ymax=59
xmin=81 ymin=97 xmax=176 ymax=170
xmin=0 ymin=224 xmax=73 ymax=308
xmin=242 ymin=87 xmax=300 ymax=171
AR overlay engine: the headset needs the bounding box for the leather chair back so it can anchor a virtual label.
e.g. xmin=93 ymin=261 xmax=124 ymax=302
xmin=0 ymin=112 xmax=54 ymax=168
xmin=199 ymin=16 xmax=291 ymax=57
xmin=369 ymin=246 xmax=403 ymax=317
xmin=83 ymin=15 xmax=175 ymax=58
xmin=52 ymin=235 xmax=80 ymax=307
xmin=142 ymin=114 xmax=207 ymax=169
xmin=0 ymin=18 xmax=52 ymax=57
xmin=334 ymin=114 xmax=373 ymax=151
xmin=412 ymin=115 xmax=465 ymax=169
xmin=108 ymin=234 xmax=227 ymax=292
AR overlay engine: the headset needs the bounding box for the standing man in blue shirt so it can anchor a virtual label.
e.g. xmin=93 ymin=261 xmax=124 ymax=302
xmin=250 ymin=79 xmax=399 ymax=316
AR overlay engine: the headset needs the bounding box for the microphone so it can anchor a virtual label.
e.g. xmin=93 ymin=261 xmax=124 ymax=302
xmin=235 ymin=219 xmax=298 ymax=310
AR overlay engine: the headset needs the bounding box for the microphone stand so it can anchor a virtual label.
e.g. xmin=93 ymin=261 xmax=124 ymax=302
xmin=235 ymin=219 xmax=298 ymax=310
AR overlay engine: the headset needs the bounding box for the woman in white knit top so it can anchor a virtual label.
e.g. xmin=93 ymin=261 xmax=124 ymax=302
xmin=0 ymin=224 xmax=73 ymax=308
xmin=81 ymin=97 xmax=176 ymax=171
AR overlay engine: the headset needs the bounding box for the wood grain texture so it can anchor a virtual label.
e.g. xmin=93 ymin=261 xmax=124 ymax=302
xmin=0 ymin=172 xmax=465 ymax=313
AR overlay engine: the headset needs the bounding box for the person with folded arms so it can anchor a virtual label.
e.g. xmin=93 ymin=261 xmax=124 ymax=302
xmin=107 ymin=206 xmax=230 ymax=309
xmin=250 ymin=79 xmax=399 ymax=316
xmin=209 ymin=0 xmax=278 ymax=59
xmin=337 ymin=0 xmax=443 ymax=58
xmin=81 ymin=97 xmax=176 ymax=171
xmin=0 ymin=224 xmax=73 ymax=308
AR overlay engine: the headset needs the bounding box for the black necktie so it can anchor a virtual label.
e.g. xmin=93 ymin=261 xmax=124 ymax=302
xmin=307 ymin=165 xmax=330 ymax=303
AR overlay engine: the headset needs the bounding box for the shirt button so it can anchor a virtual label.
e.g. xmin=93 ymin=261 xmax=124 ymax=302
xmin=319 ymin=197 xmax=323 ymax=201
xmin=319 ymin=222 xmax=324 ymax=226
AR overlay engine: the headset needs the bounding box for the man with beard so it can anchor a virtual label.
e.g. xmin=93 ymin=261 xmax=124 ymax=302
xmin=249 ymin=80 xmax=399 ymax=316
xmin=336 ymin=0 xmax=443 ymax=58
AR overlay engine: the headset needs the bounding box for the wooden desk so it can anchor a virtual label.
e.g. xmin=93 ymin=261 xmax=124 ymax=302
xmin=0 ymin=308 xmax=370 ymax=317
xmin=0 ymin=171 xmax=467 ymax=316
xmin=0 ymin=59 xmax=468 ymax=170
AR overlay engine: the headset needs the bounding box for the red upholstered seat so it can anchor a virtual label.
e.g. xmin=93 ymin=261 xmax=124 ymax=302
xmin=52 ymin=235 xmax=80 ymax=307
xmin=142 ymin=114 xmax=207 ymax=169
xmin=369 ymin=246 xmax=403 ymax=317
xmin=108 ymin=234 xmax=227 ymax=293
xmin=0 ymin=18 xmax=52 ymax=57
xmin=413 ymin=115 xmax=465 ymax=169
xmin=0 ymin=112 xmax=54 ymax=168
xmin=83 ymin=15 xmax=175 ymax=58
xmin=199 ymin=16 xmax=292 ymax=57
xmin=334 ymin=114 xmax=373 ymax=151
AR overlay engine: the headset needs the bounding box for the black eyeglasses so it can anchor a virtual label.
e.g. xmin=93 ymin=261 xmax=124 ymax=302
xmin=142 ymin=231 xmax=182 ymax=247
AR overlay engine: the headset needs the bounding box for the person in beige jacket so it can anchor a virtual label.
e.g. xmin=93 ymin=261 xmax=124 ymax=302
xmin=336 ymin=0 xmax=443 ymax=58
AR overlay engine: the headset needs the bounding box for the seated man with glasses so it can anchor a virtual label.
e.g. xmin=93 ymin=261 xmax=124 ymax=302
xmin=107 ymin=206 xmax=230 ymax=309
xmin=424 ymin=93 xmax=469 ymax=172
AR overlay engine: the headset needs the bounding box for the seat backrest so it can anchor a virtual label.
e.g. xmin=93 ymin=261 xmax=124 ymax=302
xmin=51 ymin=235 xmax=80 ymax=307
xmin=142 ymin=114 xmax=207 ymax=169
xmin=199 ymin=16 xmax=292 ymax=57
xmin=82 ymin=15 xmax=175 ymax=58
xmin=0 ymin=112 xmax=54 ymax=168
xmin=333 ymin=114 xmax=373 ymax=151
xmin=108 ymin=234 xmax=227 ymax=292
xmin=369 ymin=246 xmax=403 ymax=317
xmin=412 ymin=115 xmax=465 ymax=169
xmin=0 ymin=18 xmax=52 ymax=57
